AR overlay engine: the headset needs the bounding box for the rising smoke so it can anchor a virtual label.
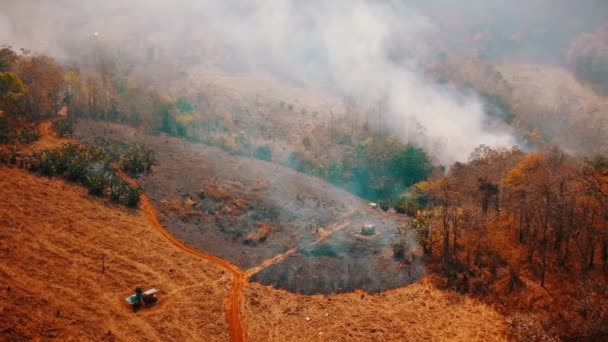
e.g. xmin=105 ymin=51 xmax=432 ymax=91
xmin=10 ymin=0 xmax=606 ymax=163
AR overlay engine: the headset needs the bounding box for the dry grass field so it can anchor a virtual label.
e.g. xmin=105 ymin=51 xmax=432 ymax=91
xmin=0 ymin=167 xmax=231 ymax=341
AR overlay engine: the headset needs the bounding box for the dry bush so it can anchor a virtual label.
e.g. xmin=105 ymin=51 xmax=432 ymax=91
xmin=201 ymin=183 xmax=232 ymax=202
xmin=201 ymin=182 xmax=249 ymax=210
xmin=160 ymin=197 xmax=203 ymax=218
xmin=243 ymin=223 xmax=271 ymax=245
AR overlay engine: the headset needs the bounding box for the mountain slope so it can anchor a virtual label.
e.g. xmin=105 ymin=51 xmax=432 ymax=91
xmin=0 ymin=167 xmax=231 ymax=341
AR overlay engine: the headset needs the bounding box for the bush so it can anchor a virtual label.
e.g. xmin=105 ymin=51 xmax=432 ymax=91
xmin=392 ymin=242 xmax=406 ymax=259
xmin=65 ymin=154 xmax=90 ymax=183
xmin=394 ymin=197 xmax=420 ymax=216
xmin=19 ymin=127 xmax=40 ymax=144
xmin=0 ymin=116 xmax=9 ymax=143
xmin=379 ymin=199 xmax=392 ymax=212
xmin=254 ymin=145 xmax=272 ymax=161
xmin=100 ymin=139 xmax=156 ymax=175
xmin=107 ymin=176 xmax=124 ymax=202
xmin=14 ymin=141 xmax=152 ymax=208
xmin=124 ymin=185 xmax=142 ymax=207
xmin=86 ymin=171 xmax=108 ymax=197
xmin=51 ymin=118 xmax=73 ymax=137
xmin=392 ymin=229 xmax=414 ymax=260
xmin=7 ymin=145 xmax=20 ymax=165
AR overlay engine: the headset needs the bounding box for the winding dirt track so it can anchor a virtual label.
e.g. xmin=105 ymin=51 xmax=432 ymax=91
xmin=117 ymin=169 xmax=246 ymax=342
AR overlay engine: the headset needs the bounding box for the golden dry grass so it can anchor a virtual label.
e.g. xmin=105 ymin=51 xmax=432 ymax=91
xmin=243 ymin=278 xmax=507 ymax=341
xmin=0 ymin=167 xmax=231 ymax=341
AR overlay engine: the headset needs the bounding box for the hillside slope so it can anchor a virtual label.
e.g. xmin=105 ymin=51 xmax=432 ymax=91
xmin=0 ymin=167 xmax=231 ymax=341
xmin=0 ymin=166 xmax=509 ymax=341
xmin=441 ymin=55 xmax=608 ymax=154
xmin=243 ymin=280 xmax=508 ymax=342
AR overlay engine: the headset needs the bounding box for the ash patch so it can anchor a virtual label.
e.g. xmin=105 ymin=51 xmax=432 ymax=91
xmin=75 ymin=121 xmax=423 ymax=293
xmin=251 ymin=215 xmax=425 ymax=294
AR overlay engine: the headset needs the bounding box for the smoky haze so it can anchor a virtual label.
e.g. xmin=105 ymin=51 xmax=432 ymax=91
xmin=2 ymin=0 xmax=604 ymax=163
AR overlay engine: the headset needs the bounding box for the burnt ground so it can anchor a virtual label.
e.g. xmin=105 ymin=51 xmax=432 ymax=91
xmin=251 ymin=213 xmax=425 ymax=294
xmin=75 ymin=120 xmax=422 ymax=294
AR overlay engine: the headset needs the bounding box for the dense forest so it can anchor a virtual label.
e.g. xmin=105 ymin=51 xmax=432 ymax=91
xmin=401 ymin=145 xmax=608 ymax=340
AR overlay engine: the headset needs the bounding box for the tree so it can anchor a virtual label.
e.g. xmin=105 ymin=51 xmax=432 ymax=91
xmin=254 ymin=145 xmax=272 ymax=161
xmin=14 ymin=55 xmax=64 ymax=119
xmin=420 ymin=177 xmax=460 ymax=268
xmin=0 ymin=72 xmax=28 ymax=119
xmin=389 ymin=145 xmax=432 ymax=188
xmin=0 ymin=115 xmax=9 ymax=143
xmin=176 ymin=97 xmax=194 ymax=113
xmin=504 ymin=148 xmax=575 ymax=286
xmin=0 ymin=48 xmax=18 ymax=72
xmin=64 ymin=70 xmax=88 ymax=121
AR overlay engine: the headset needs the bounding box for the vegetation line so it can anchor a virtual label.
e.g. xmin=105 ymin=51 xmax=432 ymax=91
xmin=115 ymin=169 xmax=246 ymax=342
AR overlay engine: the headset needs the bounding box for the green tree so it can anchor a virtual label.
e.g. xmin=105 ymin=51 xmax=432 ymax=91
xmin=0 ymin=48 xmax=18 ymax=72
xmin=254 ymin=145 xmax=272 ymax=161
xmin=176 ymin=97 xmax=194 ymax=113
xmin=0 ymin=72 xmax=28 ymax=119
xmin=390 ymin=145 xmax=432 ymax=187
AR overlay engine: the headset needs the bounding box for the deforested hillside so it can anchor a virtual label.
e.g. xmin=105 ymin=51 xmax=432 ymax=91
xmin=0 ymin=167 xmax=231 ymax=341
xmin=0 ymin=167 xmax=509 ymax=341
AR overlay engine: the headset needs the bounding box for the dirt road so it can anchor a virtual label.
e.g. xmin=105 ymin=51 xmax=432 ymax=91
xmin=117 ymin=169 xmax=246 ymax=342
xmin=245 ymin=217 xmax=354 ymax=277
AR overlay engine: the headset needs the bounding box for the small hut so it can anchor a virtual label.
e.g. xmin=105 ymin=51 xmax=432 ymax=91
xmin=361 ymin=224 xmax=376 ymax=236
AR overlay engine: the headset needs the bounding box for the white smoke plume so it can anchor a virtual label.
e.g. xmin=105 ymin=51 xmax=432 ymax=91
xmin=1 ymin=0 xmax=517 ymax=163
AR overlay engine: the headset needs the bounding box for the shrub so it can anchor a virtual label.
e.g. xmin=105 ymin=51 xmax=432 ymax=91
xmin=86 ymin=171 xmax=108 ymax=197
xmin=0 ymin=115 xmax=10 ymax=143
xmin=100 ymin=139 xmax=156 ymax=175
xmin=124 ymin=185 xmax=142 ymax=207
xmin=107 ymin=176 xmax=124 ymax=202
xmin=392 ymin=229 xmax=415 ymax=261
xmin=15 ymin=141 xmax=152 ymax=208
xmin=7 ymin=145 xmax=20 ymax=165
xmin=19 ymin=127 xmax=40 ymax=144
xmin=394 ymin=197 xmax=420 ymax=216
xmin=51 ymin=118 xmax=73 ymax=137
xmin=379 ymin=199 xmax=392 ymax=212
xmin=254 ymin=145 xmax=272 ymax=161
xmin=392 ymin=242 xmax=406 ymax=259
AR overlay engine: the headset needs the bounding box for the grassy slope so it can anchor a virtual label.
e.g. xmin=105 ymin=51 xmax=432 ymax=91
xmin=243 ymin=280 xmax=507 ymax=342
xmin=0 ymin=167 xmax=231 ymax=341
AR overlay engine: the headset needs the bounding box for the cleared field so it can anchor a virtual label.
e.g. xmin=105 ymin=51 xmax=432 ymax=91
xmin=0 ymin=167 xmax=231 ymax=341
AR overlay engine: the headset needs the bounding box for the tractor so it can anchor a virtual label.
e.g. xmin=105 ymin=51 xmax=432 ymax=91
xmin=125 ymin=287 xmax=159 ymax=312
